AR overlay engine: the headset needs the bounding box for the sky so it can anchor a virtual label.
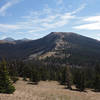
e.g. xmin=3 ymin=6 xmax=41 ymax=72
xmin=0 ymin=0 xmax=100 ymax=40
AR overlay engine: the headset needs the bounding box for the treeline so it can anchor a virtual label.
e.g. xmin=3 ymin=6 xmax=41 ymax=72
xmin=7 ymin=60 xmax=100 ymax=91
xmin=0 ymin=59 xmax=100 ymax=94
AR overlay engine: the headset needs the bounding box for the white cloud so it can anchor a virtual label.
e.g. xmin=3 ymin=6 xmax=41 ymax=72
xmin=72 ymin=4 xmax=87 ymax=14
xmin=18 ymin=10 xmax=75 ymax=33
xmin=41 ymin=13 xmax=75 ymax=30
xmin=0 ymin=24 xmax=19 ymax=29
xmin=74 ymin=15 xmax=100 ymax=30
xmin=0 ymin=0 xmax=21 ymax=16
xmin=0 ymin=2 xmax=12 ymax=16
xmin=0 ymin=3 xmax=86 ymax=34
xmin=0 ymin=36 xmax=7 ymax=39
xmin=74 ymin=22 xmax=100 ymax=30
xmin=57 ymin=0 xmax=63 ymax=5
xmin=54 ymin=0 xmax=64 ymax=5
xmin=83 ymin=16 xmax=100 ymax=22
xmin=0 ymin=24 xmax=19 ymax=33
xmin=18 ymin=4 xmax=85 ymax=33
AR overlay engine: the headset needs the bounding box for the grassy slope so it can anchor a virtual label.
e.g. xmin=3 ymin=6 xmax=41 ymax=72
xmin=0 ymin=78 xmax=100 ymax=100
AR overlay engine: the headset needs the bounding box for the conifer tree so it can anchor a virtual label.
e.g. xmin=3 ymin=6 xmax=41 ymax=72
xmin=60 ymin=66 xmax=72 ymax=90
xmin=93 ymin=74 xmax=100 ymax=91
xmin=0 ymin=60 xmax=15 ymax=94
xmin=66 ymin=65 xmax=72 ymax=90
xmin=74 ymin=70 xmax=85 ymax=91
xmin=30 ymin=69 xmax=40 ymax=84
xmin=93 ymin=65 xmax=100 ymax=91
xmin=60 ymin=67 xmax=67 ymax=85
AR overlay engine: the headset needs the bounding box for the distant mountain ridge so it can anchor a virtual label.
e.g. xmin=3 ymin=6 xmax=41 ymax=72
xmin=0 ymin=32 xmax=100 ymax=65
xmin=3 ymin=37 xmax=15 ymax=42
xmin=0 ymin=37 xmax=31 ymax=44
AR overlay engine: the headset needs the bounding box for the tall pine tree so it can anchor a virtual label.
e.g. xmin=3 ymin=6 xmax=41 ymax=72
xmin=0 ymin=60 xmax=15 ymax=94
xmin=66 ymin=65 xmax=72 ymax=90
xmin=74 ymin=70 xmax=85 ymax=91
xmin=93 ymin=65 xmax=100 ymax=91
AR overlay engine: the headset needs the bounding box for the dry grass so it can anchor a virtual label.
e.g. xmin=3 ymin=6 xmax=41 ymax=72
xmin=0 ymin=78 xmax=100 ymax=100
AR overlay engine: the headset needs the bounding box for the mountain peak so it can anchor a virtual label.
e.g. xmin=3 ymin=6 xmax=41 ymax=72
xmin=50 ymin=32 xmax=78 ymax=37
xmin=21 ymin=38 xmax=30 ymax=41
xmin=0 ymin=32 xmax=100 ymax=64
xmin=51 ymin=32 xmax=75 ymax=34
xmin=3 ymin=37 xmax=15 ymax=42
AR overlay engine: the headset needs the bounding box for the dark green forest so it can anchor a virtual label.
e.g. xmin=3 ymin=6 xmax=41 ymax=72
xmin=0 ymin=57 xmax=100 ymax=94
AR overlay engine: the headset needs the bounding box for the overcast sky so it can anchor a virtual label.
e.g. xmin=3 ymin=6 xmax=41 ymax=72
xmin=0 ymin=0 xmax=100 ymax=40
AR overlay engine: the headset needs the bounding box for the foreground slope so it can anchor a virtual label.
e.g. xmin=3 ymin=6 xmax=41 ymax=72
xmin=0 ymin=78 xmax=100 ymax=100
